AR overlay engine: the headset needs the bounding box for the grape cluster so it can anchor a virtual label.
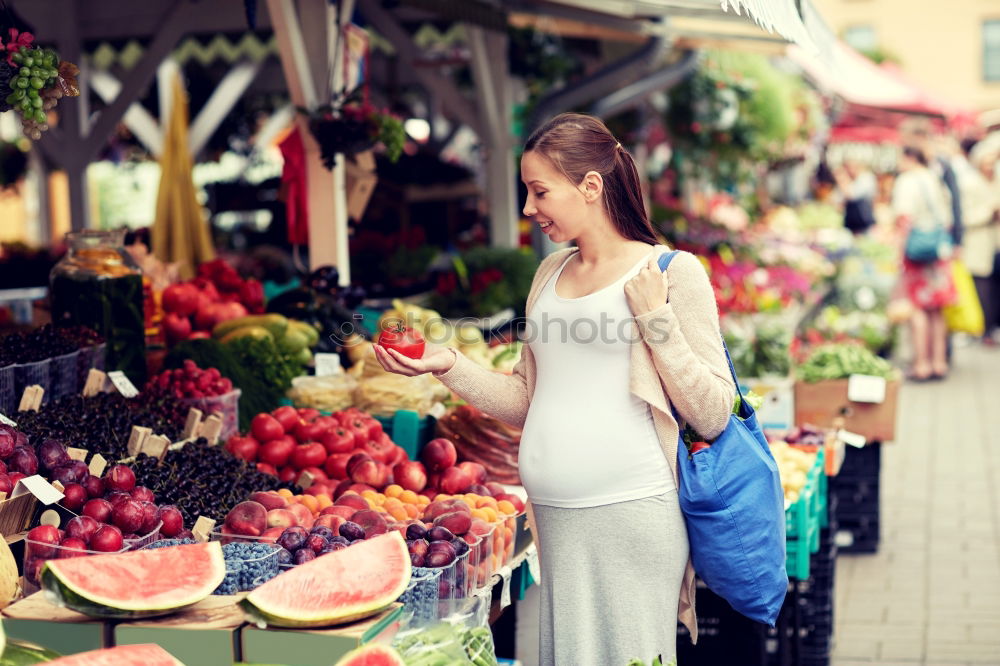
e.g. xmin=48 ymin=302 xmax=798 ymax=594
xmin=6 ymin=46 xmax=60 ymax=139
xmin=130 ymin=439 xmax=297 ymax=525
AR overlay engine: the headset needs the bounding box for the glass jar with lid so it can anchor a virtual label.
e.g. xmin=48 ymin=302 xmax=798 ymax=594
xmin=49 ymin=229 xmax=147 ymax=385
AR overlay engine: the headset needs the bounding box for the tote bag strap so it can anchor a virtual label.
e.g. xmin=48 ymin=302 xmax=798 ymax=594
xmin=658 ymin=250 xmax=744 ymax=403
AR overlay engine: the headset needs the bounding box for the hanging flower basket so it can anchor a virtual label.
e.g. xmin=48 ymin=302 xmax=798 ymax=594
xmin=0 ymin=28 xmax=79 ymax=140
xmin=301 ymin=88 xmax=405 ymax=170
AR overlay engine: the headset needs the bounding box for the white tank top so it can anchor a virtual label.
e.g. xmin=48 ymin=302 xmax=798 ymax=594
xmin=518 ymin=252 xmax=675 ymax=508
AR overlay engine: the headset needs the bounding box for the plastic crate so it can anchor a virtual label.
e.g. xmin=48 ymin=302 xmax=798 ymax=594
xmin=675 ymin=580 xmax=782 ymax=665
xmin=0 ymin=364 xmax=14 ymax=416
xmin=178 ymin=389 xmax=241 ymax=441
xmin=399 ymin=567 xmax=442 ymax=625
xmin=373 ymin=410 xmax=435 ymax=461
xmin=786 ymin=448 xmax=824 ymax=547
xmin=22 ymin=537 xmax=128 ymax=595
xmin=13 ymin=358 xmax=51 ymax=406
xmin=786 ymin=537 xmax=811 ymax=580
xmin=50 ymin=350 xmax=80 ymax=400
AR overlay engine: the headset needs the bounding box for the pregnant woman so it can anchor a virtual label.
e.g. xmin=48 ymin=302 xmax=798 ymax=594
xmin=375 ymin=113 xmax=734 ymax=665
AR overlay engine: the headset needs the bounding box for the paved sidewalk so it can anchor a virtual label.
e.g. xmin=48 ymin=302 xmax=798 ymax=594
xmin=832 ymin=343 xmax=1000 ymax=665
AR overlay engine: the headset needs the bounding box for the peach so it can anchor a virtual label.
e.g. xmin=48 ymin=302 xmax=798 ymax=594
xmin=495 ymin=494 xmax=525 ymax=513
xmin=468 ymin=518 xmax=493 ymax=538
xmin=260 ymin=526 xmax=284 ymax=543
xmin=351 ymin=509 xmax=388 ymax=537
xmin=224 ymin=500 xmax=268 ymax=537
xmin=249 ymin=491 xmax=287 ymax=511
xmin=421 ymin=438 xmax=457 ymax=473
xmin=440 ymin=466 xmax=473 ymax=495
xmin=288 ymin=503 xmax=314 ymax=528
xmin=392 ymin=461 xmax=428 ymax=493
xmin=484 ymin=481 xmax=505 ymax=497
xmin=457 ymin=461 xmax=487 ymax=486
xmin=334 ymin=493 xmax=369 ymax=512
xmin=266 ymin=508 xmax=297 ymax=529
xmin=433 ymin=510 xmax=472 ymax=535
xmin=313 ymin=514 xmax=346 ymax=532
xmin=321 ymin=505 xmax=357 ymax=520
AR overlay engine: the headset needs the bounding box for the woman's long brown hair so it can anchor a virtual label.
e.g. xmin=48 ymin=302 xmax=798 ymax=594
xmin=524 ymin=113 xmax=658 ymax=245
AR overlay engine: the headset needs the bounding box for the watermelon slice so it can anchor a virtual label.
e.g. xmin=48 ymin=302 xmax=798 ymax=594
xmin=44 ymin=644 xmax=183 ymax=665
xmin=242 ymin=532 xmax=411 ymax=628
xmin=41 ymin=542 xmax=226 ymax=619
xmin=333 ymin=644 xmax=406 ymax=666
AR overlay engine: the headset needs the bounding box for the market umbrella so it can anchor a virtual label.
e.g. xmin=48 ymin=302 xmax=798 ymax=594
xmin=151 ymin=72 xmax=215 ymax=280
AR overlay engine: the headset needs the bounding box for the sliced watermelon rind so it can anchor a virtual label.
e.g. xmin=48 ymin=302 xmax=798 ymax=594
xmin=334 ymin=643 xmax=406 ymax=666
xmin=243 ymin=532 xmax=411 ymax=628
xmin=41 ymin=542 xmax=226 ymax=616
xmin=44 ymin=643 xmax=184 ymax=665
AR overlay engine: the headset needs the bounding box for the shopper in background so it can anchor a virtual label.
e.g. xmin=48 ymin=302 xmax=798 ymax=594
xmin=906 ymin=122 xmax=964 ymax=251
xmin=893 ymin=146 xmax=957 ymax=380
xmin=952 ymin=138 xmax=1000 ymax=344
xmin=375 ymin=113 xmax=736 ymax=666
xmin=834 ymin=158 xmax=878 ymax=234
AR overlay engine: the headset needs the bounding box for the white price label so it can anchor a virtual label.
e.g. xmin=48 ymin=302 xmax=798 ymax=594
xmin=838 ymin=429 xmax=867 ymax=449
xmin=107 ymin=371 xmax=139 ymax=398
xmin=847 ymin=374 xmax=887 ymax=404
xmin=498 ymin=565 xmax=513 ymax=609
xmin=525 ymin=544 xmax=540 ymax=584
xmin=17 ymin=475 xmax=64 ymax=505
xmin=428 ymin=402 xmax=447 ymax=420
xmin=0 ymin=413 xmax=15 ymax=427
xmin=314 ymin=353 xmax=341 ymax=376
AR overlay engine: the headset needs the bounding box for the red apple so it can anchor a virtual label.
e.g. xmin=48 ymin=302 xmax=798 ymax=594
xmin=162 ymin=283 xmax=199 ymax=316
xmin=162 ymin=312 xmax=192 ymax=344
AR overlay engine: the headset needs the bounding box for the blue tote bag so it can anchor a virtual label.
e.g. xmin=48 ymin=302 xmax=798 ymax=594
xmin=659 ymin=251 xmax=788 ymax=626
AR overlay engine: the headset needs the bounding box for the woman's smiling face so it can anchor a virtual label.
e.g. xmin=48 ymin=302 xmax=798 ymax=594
xmin=521 ymin=150 xmax=593 ymax=244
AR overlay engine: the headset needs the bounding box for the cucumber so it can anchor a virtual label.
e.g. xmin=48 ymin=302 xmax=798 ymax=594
xmin=213 ymin=314 xmax=289 ymax=340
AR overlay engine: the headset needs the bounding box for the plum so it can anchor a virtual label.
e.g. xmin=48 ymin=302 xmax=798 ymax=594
xmin=37 ymin=439 xmax=70 ymax=472
xmin=309 ymin=526 xmax=334 ymax=540
xmin=293 ymin=548 xmax=316 ymax=565
xmin=427 ymin=526 xmax=454 ymax=543
xmin=338 ymin=521 xmax=365 ymax=541
xmin=277 ymin=526 xmax=308 ymax=552
xmin=405 ymin=523 xmax=428 ymax=541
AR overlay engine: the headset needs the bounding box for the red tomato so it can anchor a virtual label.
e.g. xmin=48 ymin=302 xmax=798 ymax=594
xmin=345 ymin=419 xmax=371 ymax=448
xmin=360 ymin=436 xmax=395 ymax=465
xmin=377 ymin=325 xmax=425 ymax=359
xmin=291 ymin=443 xmax=328 ymax=470
xmin=324 ymin=452 xmax=353 ymax=480
xmin=294 ymin=420 xmax=326 ymax=444
xmin=278 ymin=466 xmax=299 ymax=483
xmin=259 ymin=435 xmax=297 ymax=467
xmin=319 ymin=427 xmax=355 ymax=455
xmin=296 ymin=408 xmax=322 ymax=422
xmin=689 ymin=441 xmax=711 ymax=454
xmin=271 ymin=406 xmax=300 ymax=433
xmin=251 ymin=414 xmax=284 ymax=442
xmin=225 ymin=436 xmax=259 ymax=462
xmin=255 ymin=462 xmax=278 ymax=476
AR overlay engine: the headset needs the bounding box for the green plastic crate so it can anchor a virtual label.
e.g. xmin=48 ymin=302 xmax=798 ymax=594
xmin=786 ymin=539 xmax=810 ymax=580
xmin=374 ymin=410 xmax=435 ymax=461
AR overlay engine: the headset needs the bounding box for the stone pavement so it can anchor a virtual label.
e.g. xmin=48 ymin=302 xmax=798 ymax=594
xmin=832 ymin=343 xmax=1000 ymax=665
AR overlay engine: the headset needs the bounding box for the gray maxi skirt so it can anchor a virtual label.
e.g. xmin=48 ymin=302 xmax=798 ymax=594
xmin=533 ymin=491 xmax=688 ymax=666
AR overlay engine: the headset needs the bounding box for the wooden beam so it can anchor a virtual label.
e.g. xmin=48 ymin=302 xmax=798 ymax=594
xmin=267 ymin=0 xmax=349 ymax=281
xmin=359 ymin=1 xmax=482 ymax=136
xmin=467 ymin=25 xmax=518 ymax=248
xmin=81 ymin=1 xmax=195 ymax=161
xmin=90 ymin=70 xmax=163 ymax=156
xmin=188 ymin=60 xmax=263 ymax=156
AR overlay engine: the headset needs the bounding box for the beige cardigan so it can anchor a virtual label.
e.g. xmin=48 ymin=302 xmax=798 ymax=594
xmin=435 ymin=245 xmax=736 ymax=641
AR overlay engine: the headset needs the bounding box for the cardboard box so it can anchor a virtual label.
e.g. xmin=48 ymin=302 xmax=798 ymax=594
xmin=739 ymin=377 xmax=795 ymax=433
xmin=794 ymin=379 xmax=899 ymax=442
xmin=2 ymin=592 xmax=112 ymax=655
xmin=114 ymin=595 xmax=246 ymax=665
xmin=241 ymin=604 xmax=404 ymax=666
xmin=345 ymin=151 xmax=377 ymax=221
